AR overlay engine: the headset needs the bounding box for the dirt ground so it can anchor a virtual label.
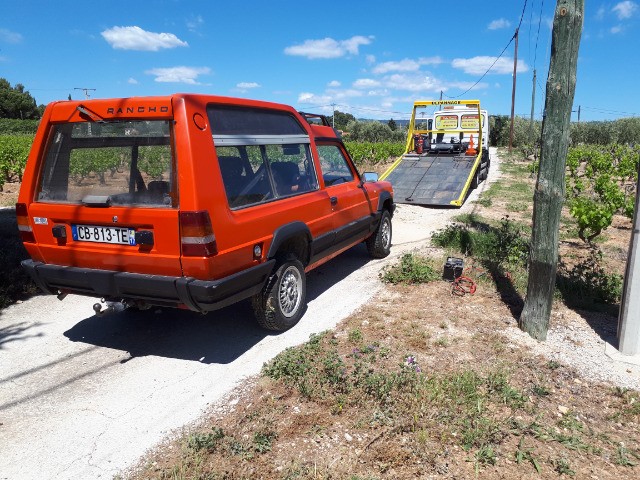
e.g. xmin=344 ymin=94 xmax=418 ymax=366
xmin=0 ymin=181 xmax=20 ymax=206
xmin=122 ymin=153 xmax=639 ymax=479
xmin=128 ymin=283 xmax=639 ymax=479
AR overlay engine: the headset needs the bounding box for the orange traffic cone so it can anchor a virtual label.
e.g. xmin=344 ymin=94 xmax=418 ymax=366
xmin=466 ymin=135 xmax=477 ymax=156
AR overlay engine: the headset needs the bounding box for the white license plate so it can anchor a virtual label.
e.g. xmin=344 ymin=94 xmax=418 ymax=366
xmin=72 ymin=225 xmax=136 ymax=245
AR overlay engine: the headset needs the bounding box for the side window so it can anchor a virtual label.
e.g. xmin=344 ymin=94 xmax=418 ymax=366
xmin=317 ymin=145 xmax=355 ymax=187
xmin=216 ymin=145 xmax=271 ymax=209
xmin=216 ymin=143 xmax=319 ymax=209
xmin=209 ymin=104 xmax=319 ymax=209
xmin=267 ymin=144 xmax=318 ymax=197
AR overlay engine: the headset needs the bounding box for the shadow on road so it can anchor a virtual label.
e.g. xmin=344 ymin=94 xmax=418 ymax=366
xmin=64 ymin=245 xmax=372 ymax=364
xmin=0 ymin=321 xmax=45 ymax=349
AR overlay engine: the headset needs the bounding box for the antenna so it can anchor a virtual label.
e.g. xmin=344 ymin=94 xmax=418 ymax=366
xmin=74 ymin=87 xmax=96 ymax=100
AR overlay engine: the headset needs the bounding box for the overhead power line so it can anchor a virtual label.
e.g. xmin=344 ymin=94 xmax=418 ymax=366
xmin=444 ymin=0 xmax=529 ymax=100
xmin=533 ymin=0 xmax=545 ymax=69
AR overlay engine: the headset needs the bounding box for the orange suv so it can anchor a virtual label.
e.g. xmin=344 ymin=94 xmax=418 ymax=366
xmin=17 ymin=94 xmax=394 ymax=330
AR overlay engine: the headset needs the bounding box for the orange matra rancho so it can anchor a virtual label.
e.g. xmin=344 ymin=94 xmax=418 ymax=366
xmin=17 ymin=94 xmax=394 ymax=331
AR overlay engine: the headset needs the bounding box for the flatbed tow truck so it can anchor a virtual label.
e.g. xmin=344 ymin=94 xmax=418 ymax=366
xmin=380 ymin=99 xmax=490 ymax=207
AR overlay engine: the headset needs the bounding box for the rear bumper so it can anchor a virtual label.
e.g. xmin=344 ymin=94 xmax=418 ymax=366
xmin=21 ymin=259 xmax=276 ymax=313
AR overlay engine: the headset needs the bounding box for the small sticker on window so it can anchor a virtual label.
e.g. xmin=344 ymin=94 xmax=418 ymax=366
xmin=34 ymin=217 xmax=48 ymax=225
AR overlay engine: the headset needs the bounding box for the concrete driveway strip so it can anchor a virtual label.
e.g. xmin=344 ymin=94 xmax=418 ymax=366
xmin=0 ymin=149 xmax=499 ymax=479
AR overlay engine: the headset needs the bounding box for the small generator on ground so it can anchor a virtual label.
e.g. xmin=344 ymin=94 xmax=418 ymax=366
xmin=443 ymin=257 xmax=463 ymax=281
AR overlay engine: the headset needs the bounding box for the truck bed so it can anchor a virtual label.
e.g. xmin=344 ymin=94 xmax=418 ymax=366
xmin=383 ymin=152 xmax=478 ymax=206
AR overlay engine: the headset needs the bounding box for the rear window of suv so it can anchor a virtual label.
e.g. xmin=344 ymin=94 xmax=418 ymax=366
xmin=37 ymin=120 xmax=174 ymax=208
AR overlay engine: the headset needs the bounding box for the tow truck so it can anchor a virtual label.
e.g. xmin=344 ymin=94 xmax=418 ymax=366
xmin=380 ymin=99 xmax=490 ymax=207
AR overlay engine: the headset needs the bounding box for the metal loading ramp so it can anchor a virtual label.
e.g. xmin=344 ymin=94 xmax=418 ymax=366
xmin=383 ymin=153 xmax=477 ymax=206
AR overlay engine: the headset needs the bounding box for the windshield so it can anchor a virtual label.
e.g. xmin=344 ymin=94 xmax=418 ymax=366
xmin=37 ymin=120 xmax=175 ymax=207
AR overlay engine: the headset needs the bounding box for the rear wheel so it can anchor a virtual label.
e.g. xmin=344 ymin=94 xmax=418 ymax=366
xmin=366 ymin=210 xmax=392 ymax=258
xmin=252 ymin=256 xmax=306 ymax=331
xmin=471 ymin=169 xmax=480 ymax=189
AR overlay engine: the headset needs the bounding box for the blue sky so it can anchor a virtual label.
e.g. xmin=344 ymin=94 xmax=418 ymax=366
xmin=0 ymin=0 xmax=638 ymax=122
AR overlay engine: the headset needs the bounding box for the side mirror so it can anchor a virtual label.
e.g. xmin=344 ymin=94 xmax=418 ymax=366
xmin=362 ymin=172 xmax=379 ymax=182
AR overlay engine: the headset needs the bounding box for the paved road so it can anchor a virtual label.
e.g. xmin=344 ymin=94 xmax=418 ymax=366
xmin=0 ymin=149 xmax=499 ymax=479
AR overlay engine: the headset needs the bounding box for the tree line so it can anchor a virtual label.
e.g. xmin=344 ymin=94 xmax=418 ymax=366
xmin=0 ymin=78 xmax=44 ymax=120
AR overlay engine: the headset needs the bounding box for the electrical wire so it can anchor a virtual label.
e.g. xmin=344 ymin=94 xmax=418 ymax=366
xmin=443 ymin=0 xmax=529 ymax=100
xmin=441 ymin=36 xmax=516 ymax=99
xmin=581 ymin=106 xmax=640 ymax=117
xmin=533 ymin=0 xmax=545 ymax=70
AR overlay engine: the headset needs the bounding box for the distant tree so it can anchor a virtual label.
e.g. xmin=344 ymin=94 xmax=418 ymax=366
xmin=0 ymin=78 xmax=40 ymax=119
xmin=387 ymin=118 xmax=397 ymax=131
xmin=330 ymin=110 xmax=356 ymax=131
xmin=345 ymin=120 xmax=406 ymax=143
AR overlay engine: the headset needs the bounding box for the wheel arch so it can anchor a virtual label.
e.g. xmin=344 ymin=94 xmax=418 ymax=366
xmin=267 ymin=221 xmax=312 ymax=266
xmin=376 ymin=190 xmax=394 ymax=215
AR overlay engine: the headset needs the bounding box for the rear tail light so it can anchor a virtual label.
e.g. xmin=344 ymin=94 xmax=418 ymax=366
xmin=15 ymin=203 xmax=35 ymax=243
xmin=180 ymin=210 xmax=217 ymax=257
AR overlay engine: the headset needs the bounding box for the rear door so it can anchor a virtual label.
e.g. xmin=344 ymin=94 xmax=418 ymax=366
xmin=316 ymin=142 xmax=373 ymax=249
xmin=27 ymin=101 xmax=182 ymax=276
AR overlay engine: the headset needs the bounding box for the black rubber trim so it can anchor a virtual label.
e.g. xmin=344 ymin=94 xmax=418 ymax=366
xmin=21 ymin=259 xmax=276 ymax=313
xmin=267 ymin=221 xmax=312 ymax=262
xmin=334 ymin=215 xmax=372 ymax=245
xmin=308 ymin=213 xmax=376 ymax=265
xmin=376 ymin=190 xmax=395 ymax=215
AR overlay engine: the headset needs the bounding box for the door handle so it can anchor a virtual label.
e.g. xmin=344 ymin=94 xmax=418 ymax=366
xmin=330 ymin=196 xmax=338 ymax=206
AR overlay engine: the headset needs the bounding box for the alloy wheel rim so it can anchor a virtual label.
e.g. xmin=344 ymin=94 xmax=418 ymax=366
xmin=279 ymin=266 xmax=302 ymax=318
xmin=381 ymin=218 xmax=391 ymax=248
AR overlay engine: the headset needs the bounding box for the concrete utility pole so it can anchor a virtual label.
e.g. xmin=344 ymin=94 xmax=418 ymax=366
xmin=508 ymin=28 xmax=519 ymax=153
xmin=618 ymin=163 xmax=640 ymax=355
xmin=520 ymin=0 xmax=584 ymax=341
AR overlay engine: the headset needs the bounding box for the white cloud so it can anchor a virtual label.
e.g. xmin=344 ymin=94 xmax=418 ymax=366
xmin=298 ymin=92 xmax=332 ymax=105
xmin=488 ymin=18 xmax=512 ymax=30
xmin=101 ymin=26 xmax=188 ymax=51
xmin=366 ymin=54 xmax=376 ymax=64
xmin=366 ymin=89 xmax=390 ymax=97
xmin=613 ymin=1 xmax=638 ymax=19
xmin=383 ymin=73 xmax=441 ymax=92
xmin=145 ymin=66 xmax=211 ymax=84
xmin=236 ymin=82 xmax=260 ymax=89
xmin=611 ymin=25 xmax=624 ymax=33
xmin=447 ymin=81 xmax=489 ymax=92
xmin=452 ymin=56 xmax=528 ymax=75
xmin=328 ymin=89 xmax=364 ymax=100
xmin=372 ymin=57 xmax=443 ymax=74
xmin=327 ymin=80 xmax=341 ymax=87
xmin=596 ymin=6 xmax=607 ymax=19
xmin=128 ymin=77 xmax=138 ymax=85
xmin=186 ymin=15 xmax=204 ymax=33
xmin=284 ymin=35 xmax=373 ymax=59
xmin=0 ymin=28 xmax=23 ymax=44
xmin=353 ymin=78 xmax=381 ymax=88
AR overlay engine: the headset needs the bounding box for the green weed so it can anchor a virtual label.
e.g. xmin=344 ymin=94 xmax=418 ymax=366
xmin=380 ymin=253 xmax=439 ymax=285
xmin=187 ymin=428 xmax=225 ymax=453
xmin=253 ymin=430 xmax=277 ymax=453
xmin=552 ymin=457 xmax=575 ymax=476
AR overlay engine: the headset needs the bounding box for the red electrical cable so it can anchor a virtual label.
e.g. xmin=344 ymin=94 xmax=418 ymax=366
xmin=451 ymin=276 xmax=477 ymax=296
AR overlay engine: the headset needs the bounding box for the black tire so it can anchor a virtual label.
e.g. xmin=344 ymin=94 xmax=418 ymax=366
xmin=471 ymin=169 xmax=480 ymax=189
xmin=366 ymin=210 xmax=392 ymax=258
xmin=252 ymin=256 xmax=306 ymax=331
